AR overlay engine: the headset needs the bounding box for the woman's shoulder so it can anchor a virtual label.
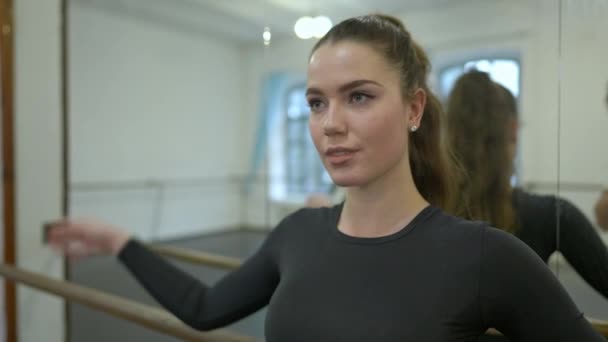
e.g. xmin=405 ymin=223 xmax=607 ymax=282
xmin=437 ymin=218 xmax=545 ymax=276
xmin=430 ymin=207 xmax=489 ymax=236
xmin=422 ymin=209 xmax=528 ymax=273
xmin=426 ymin=208 xmax=537 ymax=256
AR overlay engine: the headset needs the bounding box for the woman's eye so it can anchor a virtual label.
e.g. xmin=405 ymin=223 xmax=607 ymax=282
xmin=350 ymin=92 xmax=372 ymax=104
xmin=308 ymin=99 xmax=325 ymax=112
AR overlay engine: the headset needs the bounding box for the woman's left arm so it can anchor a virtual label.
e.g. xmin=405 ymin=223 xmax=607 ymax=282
xmin=480 ymin=227 xmax=604 ymax=341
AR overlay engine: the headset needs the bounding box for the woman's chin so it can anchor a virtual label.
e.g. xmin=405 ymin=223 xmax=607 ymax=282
xmin=330 ymin=174 xmax=364 ymax=187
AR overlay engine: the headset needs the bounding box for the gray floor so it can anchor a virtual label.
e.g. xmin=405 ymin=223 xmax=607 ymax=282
xmin=68 ymin=230 xmax=608 ymax=342
xmin=68 ymin=230 xmax=268 ymax=342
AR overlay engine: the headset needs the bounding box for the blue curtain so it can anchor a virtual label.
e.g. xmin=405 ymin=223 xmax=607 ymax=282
xmin=244 ymin=72 xmax=303 ymax=193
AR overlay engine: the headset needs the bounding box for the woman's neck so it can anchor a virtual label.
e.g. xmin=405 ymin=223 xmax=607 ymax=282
xmin=338 ymin=161 xmax=429 ymax=238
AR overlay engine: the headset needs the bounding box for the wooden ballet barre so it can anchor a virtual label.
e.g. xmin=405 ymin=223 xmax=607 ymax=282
xmin=588 ymin=318 xmax=608 ymax=337
xmin=484 ymin=328 xmax=504 ymax=336
xmin=485 ymin=320 xmax=608 ymax=338
xmin=148 ymin=244 xmax=242 ymax=270
xmin=0 ymin=263 xmax=256 ymax=342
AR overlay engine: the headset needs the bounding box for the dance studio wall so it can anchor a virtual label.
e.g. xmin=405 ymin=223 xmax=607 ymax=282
xmin=68 ymin=2 xmax=246 ymax=240
xmin=14 ymin=0 xmax=65 ymax=341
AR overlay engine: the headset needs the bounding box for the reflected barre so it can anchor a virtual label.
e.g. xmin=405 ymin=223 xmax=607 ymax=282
xmin=524 ymin=181 xmax=607 ymax=193
xmin=0 ymin=263 xmax=257 ymax=342
xmin=69 ymin=176 xmax=248 ymax=192
xmin=148 ymin=244 xmax=242 ymax=270
xmin=68 ymin=174 xmax=281 ymax=192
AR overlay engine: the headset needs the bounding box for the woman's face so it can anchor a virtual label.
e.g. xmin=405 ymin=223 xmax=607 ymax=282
xmin=306 ymin=41 xmax=424 ymax=187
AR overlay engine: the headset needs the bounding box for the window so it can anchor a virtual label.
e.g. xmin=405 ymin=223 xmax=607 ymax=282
xmin=438 ymin=57 xmax=521 ymax=186
xmin=284 ymin=86 xmax=332 ymax=196
xmin=438 ymin=58 xmax=520 ymax=101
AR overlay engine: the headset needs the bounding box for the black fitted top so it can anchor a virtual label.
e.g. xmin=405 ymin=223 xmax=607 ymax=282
xmin=514 ymin=189 xmax=608 ymax=299
xmin=119 ymin=205 xmax=602 ymax=341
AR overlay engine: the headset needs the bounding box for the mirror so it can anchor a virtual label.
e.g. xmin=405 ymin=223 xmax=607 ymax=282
xmin=555 ymin=0 xmax=608 ymax=320
xmin=66 ymin=0 xmax=565 ymax=340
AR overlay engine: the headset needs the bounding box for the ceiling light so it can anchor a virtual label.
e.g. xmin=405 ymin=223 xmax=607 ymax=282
xmin=263 ymin=27 xmax=272 ymax=45
xmin=294 ymin=16 xmax=314 ymax=39
xmin=294 ymin=16 xmax=332 ymax=40
xmin=312 ymin=16 xmax=332 ymax=39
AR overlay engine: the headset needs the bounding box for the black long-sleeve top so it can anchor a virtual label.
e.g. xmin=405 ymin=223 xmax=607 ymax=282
xmin=118 ymin=205 xmax=602 ymax=341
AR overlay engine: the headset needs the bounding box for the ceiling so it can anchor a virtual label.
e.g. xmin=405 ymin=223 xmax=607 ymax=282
xmin=73 ymin=0 xmax=459 ymax=43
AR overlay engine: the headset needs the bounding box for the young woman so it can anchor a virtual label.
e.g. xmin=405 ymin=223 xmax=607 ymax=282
xmin=447 ymin=70 xmax=608 ymax=300
xmin=48 ymin=15 xmax=603 ymax=341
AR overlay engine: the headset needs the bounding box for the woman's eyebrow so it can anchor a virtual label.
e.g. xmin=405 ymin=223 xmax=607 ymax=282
xmin=306 ymin=79 xmax=382 ymax=97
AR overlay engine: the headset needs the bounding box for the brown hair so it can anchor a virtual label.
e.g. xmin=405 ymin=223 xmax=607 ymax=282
xmin=310 ymin=14 xmax=462 ymax=214
xmin=446 ymin=70 xmax=518 ymax=232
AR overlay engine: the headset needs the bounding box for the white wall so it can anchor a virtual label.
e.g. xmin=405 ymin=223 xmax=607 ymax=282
xmin=558 ymin=1 xmax=608 ymax=184
xmin=68 ymin=2 xmax=249 ymax=240
xmin=241 ymin=0 xmax=565 ymax=227
xmin=14 ymin=0 xmax=64 ymax=341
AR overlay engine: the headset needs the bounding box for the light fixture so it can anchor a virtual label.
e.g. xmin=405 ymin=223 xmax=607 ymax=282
xmin=294 ymin=15 xmax=332 ymax=40
xmin=294 ymin=16 xmax=314 ymax=39
xmin=263 ymin=27 xmax=272 ymax=45
xmin=312 ymin=16 xmax=332 ymax=38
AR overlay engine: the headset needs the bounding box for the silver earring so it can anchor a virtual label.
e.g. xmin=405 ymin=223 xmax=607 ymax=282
xmin=410 ymin=125 xmax=418 ymax=132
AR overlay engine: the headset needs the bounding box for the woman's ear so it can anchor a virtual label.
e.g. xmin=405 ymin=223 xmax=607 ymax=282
xmin=408 ymin=88 xmax=426 ymax=129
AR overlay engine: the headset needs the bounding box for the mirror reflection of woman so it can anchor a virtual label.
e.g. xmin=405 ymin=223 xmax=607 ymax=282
xmin=447 ymin=70 xmax=608 ymax=299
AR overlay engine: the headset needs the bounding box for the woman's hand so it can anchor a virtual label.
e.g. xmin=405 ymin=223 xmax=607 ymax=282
xmin=46 ymin=218 xmax=131 ymax=260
